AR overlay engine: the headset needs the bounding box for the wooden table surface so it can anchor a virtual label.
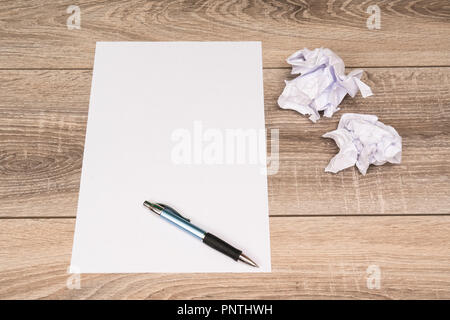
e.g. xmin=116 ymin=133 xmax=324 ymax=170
xmin=1 ymin=0 xmax=449 ymax=299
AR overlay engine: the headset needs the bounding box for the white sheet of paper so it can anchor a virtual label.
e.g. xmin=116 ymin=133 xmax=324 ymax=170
xmin=70 ymin=42 xmax=271 ymax=273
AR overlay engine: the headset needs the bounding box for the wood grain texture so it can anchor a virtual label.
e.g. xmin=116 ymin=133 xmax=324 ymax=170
xmin=266 ymin=67 xmax=450 ymax=216
xmin=1 ymin=0 xmax=449 ymax=301
xmin=1 ymin=217 xmax=449 ymax=299
xmin=0 ymin=0 xmax=449 ymax=68
xmin=0 ymin=68 xmax=449 ymax=217
xmin=0 ymin=70 xmax=89 ymax=217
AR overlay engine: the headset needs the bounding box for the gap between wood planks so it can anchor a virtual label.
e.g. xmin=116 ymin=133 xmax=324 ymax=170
xmin=1 ymin=213 xmax=450 ymax=220
xmin=1 ymin=66 xmax=450 ymax=71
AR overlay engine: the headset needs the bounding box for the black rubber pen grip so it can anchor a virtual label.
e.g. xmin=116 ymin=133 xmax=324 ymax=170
xmin=203 ymin=233 xmax=242 ymax=261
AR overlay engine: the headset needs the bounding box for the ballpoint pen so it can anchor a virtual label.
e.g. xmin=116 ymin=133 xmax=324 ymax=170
xmin=143 ymin=201 xmax=258 ymax=268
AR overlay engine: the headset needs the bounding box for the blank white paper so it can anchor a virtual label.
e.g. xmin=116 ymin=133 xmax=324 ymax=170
xmin=70 ymin=42 xmax=271 ymax=273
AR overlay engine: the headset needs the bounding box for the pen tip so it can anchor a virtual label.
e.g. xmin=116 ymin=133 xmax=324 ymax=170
xmin=143 ymin=201 xmax=151 ymax=208
xmin=238 ymin=253 xmax=259 ymax=268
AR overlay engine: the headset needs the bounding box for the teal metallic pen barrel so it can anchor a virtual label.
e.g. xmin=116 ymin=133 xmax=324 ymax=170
xmin=160 ymin=206 xmax=242 ymax=262
xmin=160 ymin=207 xmax=206 ymax=240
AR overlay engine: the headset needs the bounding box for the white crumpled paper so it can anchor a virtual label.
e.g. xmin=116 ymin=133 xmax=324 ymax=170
xmin=323 ymin=113 xmax=402 ymax=175
xmin=278 ymin=48 xmax=373 ymax=122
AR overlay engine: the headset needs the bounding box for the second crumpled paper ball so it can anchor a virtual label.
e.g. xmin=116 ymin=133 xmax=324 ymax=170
xmin=323 ymin=113 xmax=402 ymax=175
xmin=278 ymin=48 xmax=373 ymax=122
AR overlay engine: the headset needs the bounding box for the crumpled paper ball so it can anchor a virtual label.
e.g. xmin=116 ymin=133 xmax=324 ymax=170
xmin=278 ymin=48 xmax=373 ymax=122
xmin=323 ymin=113 xmax=402 ymax=175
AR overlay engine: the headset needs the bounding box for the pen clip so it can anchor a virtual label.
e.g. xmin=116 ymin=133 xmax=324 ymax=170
xmin=157 ymin=203 xmax=191 ymax=222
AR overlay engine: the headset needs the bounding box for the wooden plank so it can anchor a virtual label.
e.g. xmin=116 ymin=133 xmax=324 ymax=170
xmin=266 ymin=68 xmax=450 ymax=216
xmin=0 ymin=68 xmax=449 ymax=217
xmin=0 ymin=70 xmax=89 ymax=217
xmin=0 ymin=0 xmax=449 ymax=68
xmin=0 ymin=217 xmax=449 ymax=299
